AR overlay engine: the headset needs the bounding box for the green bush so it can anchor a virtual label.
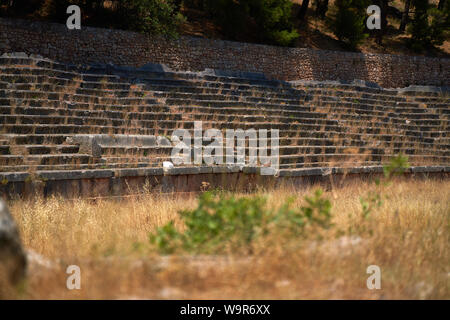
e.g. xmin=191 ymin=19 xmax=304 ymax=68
xmin=149 ymin=189 xmax=332 ymax=254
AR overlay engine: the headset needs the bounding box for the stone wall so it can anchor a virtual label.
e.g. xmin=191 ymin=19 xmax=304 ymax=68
xmin=1 ymin=18 xmax=449 ymax=88
xmin=1 ymin=166 xmax=448 ymax=199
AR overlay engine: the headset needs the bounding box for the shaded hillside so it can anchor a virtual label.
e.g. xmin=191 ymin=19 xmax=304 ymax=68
xmin=1 ymin=0 xmax=449 ymax=57
xmin=179 ymin=0 xmax=449 ymax=57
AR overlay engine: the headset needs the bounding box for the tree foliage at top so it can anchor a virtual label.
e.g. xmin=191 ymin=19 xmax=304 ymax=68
xmin=407 ymin=0 xmax=449 ymax=52
xmin=1 ymin=0 xmax=184 ymax=38
xmin=314 ymin=0 xmax=329 ymax=19
xmin=329 ymin=0 xmax=370 ymax=49
xmin=201 ymin=0 xmax=299 ymax=47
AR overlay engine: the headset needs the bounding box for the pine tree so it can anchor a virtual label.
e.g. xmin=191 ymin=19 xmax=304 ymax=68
xmin=408 ymin=0 xmax=447 ymax=51
xmin=330 ymin=0 xmax=369 ymax=49
xmin=298 ymin=0 xmax=310 ymax=20
xmin=399 ymin=0 xmax=411 ymax=33
xmin=314 ymin=0 xmax=329 ymax=19
xmin=204 ymin=0 xmax=299 ymax=47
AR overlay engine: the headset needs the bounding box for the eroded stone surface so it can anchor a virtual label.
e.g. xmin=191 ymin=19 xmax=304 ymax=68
xmin=0 ymin=199 xmax=27 ymax=285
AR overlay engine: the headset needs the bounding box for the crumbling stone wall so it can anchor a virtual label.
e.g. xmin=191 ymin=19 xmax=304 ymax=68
xmin=1 ymin=18 xmax=448 ymax=88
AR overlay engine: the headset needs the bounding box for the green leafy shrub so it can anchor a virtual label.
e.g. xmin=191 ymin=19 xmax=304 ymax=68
xmin=149 ymin=189 xmax=332 ymax=254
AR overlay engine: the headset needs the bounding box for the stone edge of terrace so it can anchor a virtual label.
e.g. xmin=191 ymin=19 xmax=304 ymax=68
xmin=1 ymin=52 xmax=449 ymax=93
xmin=0 ymin=166 xmax=449 ymax=183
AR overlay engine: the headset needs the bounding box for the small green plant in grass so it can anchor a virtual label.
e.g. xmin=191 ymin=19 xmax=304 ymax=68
xmin=149 ymin=189 xmax=332 ymax=254
xmin=359 ymin=153 xmax=410 ymax=219
xmin=360 ymin=191 xmax=382 ymax=219
xmin=382 ymin=153 xmax=410 ymax=181
xmin=299 ymin=189 xmax=333 ymax=228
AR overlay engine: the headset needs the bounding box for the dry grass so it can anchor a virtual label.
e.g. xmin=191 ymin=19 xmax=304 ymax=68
xmin=3 ymin=178 xmax=449 ymax=299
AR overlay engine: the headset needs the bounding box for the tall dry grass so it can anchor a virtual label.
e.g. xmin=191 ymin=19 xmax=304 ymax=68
xmin=3 ymin=178 xmax=449 ymax=299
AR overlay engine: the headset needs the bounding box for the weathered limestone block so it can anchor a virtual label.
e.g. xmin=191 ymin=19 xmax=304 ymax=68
xmin=0 ymin=199 xmax=27 ymax=286
xmin=67 ymin=134 xmax=161 ymax=156
xmin=66 ymin=135 xmax=101 ymax=158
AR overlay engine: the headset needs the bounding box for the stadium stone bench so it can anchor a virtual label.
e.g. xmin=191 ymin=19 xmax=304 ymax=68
xmin=0 ymin=54 xmax=448 ymax=197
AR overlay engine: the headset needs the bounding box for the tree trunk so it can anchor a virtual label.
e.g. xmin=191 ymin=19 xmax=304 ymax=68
xmin=399 ymin=0 xmax=411 ymax=33
xmin=298 ymin=0 xmax=310 ymax=20
xmin=315 ymin=0 xmax=329 ymax=19
xmin=438 ymin=0 xmax=446 ymax=9
xmin=173 ymin=0 xmax=183 ymax=11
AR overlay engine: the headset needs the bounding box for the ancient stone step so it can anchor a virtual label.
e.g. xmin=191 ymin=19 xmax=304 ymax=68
xmin=3 ymin=106 xmax=183 ymax=121
xmin=0 ymin=66 xmax=295 ymax=91
xmin=98 ymin=144 xmax=449 ymax=159
xmin=0 ymin=124 xmax=150 ymax=135
xmin=86 ymin=154 xmax=449 ymax=170
xmin=17 ymin=144 xmax=79 ymax=155
xmin=1 ymin=125 xmax=446 ymax=149
xmin=3 ymin=102 xmax=446 ymax=135
xmin=1 ymin=64 xmax=446 ymax=96
xmin=1 ymin=82 xmax=311 ymax=101
xmin=25 ymin=153 xmax=94 ymax=165
xmin=0 ymin=56 xmax=448 ymax=177
xmin=2 ymin=118 xmax=446 ymax=141
xmin=0 ymin=155 xmax=24 ymax=166
xmin=0 ymin=161 xmax=164 ymax=173
xmin=165 ymin=98 xmax=449 ymax=116
xmin=0 ymin=134 xmax=382 ymax=148
xmin=276 ymin=153 xmax=450 ymax=165
xmin=0 ymin=145 xmax=10 ymax=155
xmin=2 ymin=74 xmax=447 ymax=111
